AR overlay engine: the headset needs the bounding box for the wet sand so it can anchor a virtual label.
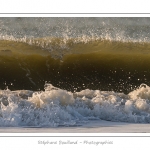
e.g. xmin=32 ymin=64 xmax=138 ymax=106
xmin=0 ymin=120 xmax=150 ymax=133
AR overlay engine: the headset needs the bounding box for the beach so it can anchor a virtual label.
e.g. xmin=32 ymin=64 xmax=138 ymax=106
xmin=0 ymin=18 xmax=150 ymax=131
xmin=0 ymin=120 xmax=150 ymax=133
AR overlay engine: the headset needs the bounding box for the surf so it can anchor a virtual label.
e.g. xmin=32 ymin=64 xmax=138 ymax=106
xmin=0 ymin=38 xmax=150 ymax=93
xmin=1 ymin=17 xmax=150 ymax=126
xmin=1 ymin=83 xmax=150 ymax=127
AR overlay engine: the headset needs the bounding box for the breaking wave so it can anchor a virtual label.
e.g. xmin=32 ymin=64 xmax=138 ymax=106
xmin=1 ymin=17 xmax=150 ymax=126
xmin=0 ymin=38 xmax=150 ymax=93
xmin=1 ymin=83 xmax=150 ymax=127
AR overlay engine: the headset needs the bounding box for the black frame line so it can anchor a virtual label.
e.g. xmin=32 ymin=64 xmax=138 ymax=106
xmin=0 ymin=136 xmax=150 ymax=137
xmin=0 ymin=13 xmax=150 ymax=14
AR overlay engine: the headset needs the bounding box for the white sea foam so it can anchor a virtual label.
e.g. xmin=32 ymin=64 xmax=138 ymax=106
xmin=0 ymin=83 xmax=150 ymax=127
xmin=1 ymin=18 xmax=150 ymax=54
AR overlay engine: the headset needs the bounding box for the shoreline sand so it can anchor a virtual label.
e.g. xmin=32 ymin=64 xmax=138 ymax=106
xmin=0 ymin=120 xmax=150 ymax=133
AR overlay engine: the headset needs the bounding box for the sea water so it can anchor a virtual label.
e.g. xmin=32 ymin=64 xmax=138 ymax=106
xmin=0 ymin=18 xmax=150 ymax=127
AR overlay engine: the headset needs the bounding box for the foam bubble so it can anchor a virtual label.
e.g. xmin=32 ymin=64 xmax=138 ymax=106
xmin=129 ymin=84 xmax=150 ymax=100
xmin=1 ymin=84 xmax=150 ymax=127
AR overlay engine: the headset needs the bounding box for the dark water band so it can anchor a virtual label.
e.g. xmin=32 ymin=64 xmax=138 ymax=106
xmin=0 ymin=51 xmax=150 ymax=93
